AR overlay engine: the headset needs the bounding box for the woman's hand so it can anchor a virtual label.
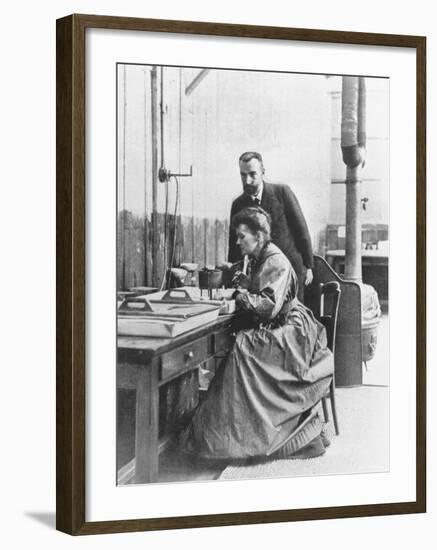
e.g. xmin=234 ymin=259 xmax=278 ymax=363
xmin=232 ymin=271 xmax=250 ymax=289
xmin=233 ymin=289 xmax=249 ymax=311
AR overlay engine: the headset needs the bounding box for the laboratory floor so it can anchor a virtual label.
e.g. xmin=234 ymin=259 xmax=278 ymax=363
xmin=158 ymin=444 xmax=227 ymax=484
xmin=158 ymin=313 xmax=390 ymax=484
xmin=119 ymin=313 xmax=390 ymax=485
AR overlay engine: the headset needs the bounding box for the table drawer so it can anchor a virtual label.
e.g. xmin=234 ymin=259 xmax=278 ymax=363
xmin=160 ymin=337 xmax=209 ymax=381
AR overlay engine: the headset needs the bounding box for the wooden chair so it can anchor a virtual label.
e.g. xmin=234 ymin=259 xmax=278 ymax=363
xmin=319 ymin=281 xmax=341 ymax=435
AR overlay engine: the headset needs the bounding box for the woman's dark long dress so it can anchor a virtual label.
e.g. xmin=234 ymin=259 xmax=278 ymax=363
xmin=180 ymin=243 xmax=334 ymax=459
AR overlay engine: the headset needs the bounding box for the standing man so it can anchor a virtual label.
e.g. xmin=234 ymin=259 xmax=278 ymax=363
xmin=228 ymin=151 xmax=313 ymax=300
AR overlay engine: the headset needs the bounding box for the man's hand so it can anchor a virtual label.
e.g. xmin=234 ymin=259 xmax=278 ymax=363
xmin=305 ymin=268 xmax=314 ymax=286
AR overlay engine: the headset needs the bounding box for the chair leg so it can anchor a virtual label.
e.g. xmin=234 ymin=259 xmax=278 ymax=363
xmin=321 ymin=397 xmax=329 ymax=423
xmin=330 ymin=381 xmax=340 ymax=435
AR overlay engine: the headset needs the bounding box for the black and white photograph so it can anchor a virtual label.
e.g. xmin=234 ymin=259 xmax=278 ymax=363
xmin=1 ymin=0 xmax=433 ymax=543
xmin=116 ymin=64 xmax=389 ymax=486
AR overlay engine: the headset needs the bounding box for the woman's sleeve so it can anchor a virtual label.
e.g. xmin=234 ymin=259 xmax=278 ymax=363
xmin=236 ymin=256 xmax=292 ymax=319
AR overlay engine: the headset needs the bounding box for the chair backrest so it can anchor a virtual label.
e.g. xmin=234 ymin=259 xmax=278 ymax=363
xmin=319 ymin=281 xmax=342 ymax=355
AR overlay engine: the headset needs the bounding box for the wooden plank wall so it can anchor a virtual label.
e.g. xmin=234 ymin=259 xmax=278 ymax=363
xmin=116 ymin=65 xmax=334 ymax=292
xmin=117 ymin=211 xmax=229 ymax=290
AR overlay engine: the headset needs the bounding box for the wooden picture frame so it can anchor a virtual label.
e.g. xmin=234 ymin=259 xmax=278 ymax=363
xmin=56 ymin=13 xmax=426 ymax=535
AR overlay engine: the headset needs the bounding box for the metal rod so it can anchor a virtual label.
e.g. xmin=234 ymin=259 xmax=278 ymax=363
xmin=151 ymin=67 xmax=159 ymax=286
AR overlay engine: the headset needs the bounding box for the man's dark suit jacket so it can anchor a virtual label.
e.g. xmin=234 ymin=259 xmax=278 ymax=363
xmin=228 ymin=182 xmax=313 ymax=300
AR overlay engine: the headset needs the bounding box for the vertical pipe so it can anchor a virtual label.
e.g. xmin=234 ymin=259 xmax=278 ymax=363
xmin=179 ymin=69 xmax=182 ymax=175
xmin=143 ymin=66 xmax=149 ymax=286
xmin=160 ymin=66 xmax=165 ymax=170
xmin=341 ymin=76 xmax=365 ymax=282
xmin=178 ymin=69 xmax=183 ymax=265
xmin=345 ymin=166 xmax=362 ymax=281
xmin=191 ymin=103 xmax=195 ymax=262
xmin=344 ymin=76 xmax=366 ymax=282
xmin=159 ymin=67 xmax=167 ymax=288
xmin=357 ymin=77 xmax=367 ymax=150
xmin=151 ymin=67 xmax=159 ymax=286
xmin=121 ymin=65 xmax=127 ymax=290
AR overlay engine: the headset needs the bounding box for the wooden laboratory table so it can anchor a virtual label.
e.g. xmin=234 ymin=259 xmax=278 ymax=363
xmin=117 ymin=314 xmax=234 ymax=485
xmin=326 ymin=249 xmax=389 ymax=304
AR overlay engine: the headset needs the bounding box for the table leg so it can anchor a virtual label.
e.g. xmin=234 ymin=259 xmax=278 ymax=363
xmin=134 ymin=359 xmax=159 ymax=484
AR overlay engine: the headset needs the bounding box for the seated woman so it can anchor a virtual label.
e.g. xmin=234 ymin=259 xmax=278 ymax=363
xmin=180 ymin=207 xmax=334 ymax=461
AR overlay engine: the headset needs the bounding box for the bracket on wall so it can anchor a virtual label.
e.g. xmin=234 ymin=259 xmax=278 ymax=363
xmin=158 ymin=165 xmax=193 ymax=182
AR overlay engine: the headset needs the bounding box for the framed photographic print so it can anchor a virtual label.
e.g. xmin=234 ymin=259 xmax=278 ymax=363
xmin=56 ymin=14 xmax=426 ymax=535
